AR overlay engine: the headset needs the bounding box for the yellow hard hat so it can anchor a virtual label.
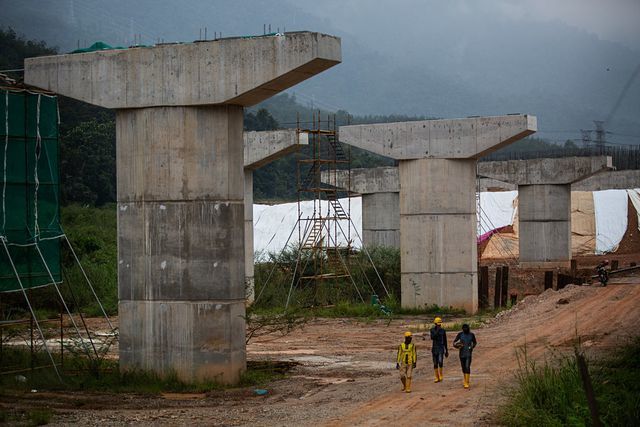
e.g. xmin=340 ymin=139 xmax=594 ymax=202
xmin=404 ymin=331 xmax=412 ymax=337
xmin=434 ymin=317 xmax=442 ymax=325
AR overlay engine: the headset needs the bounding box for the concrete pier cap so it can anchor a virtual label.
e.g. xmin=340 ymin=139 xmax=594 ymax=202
xmin=340 ymin=115 xmax=537 ymax=313
xmin=477 ymin=156 xmax=613 ymax=268
xmin=25 ymin=32 xmax=341 ymax=384
xmin=320 ymin=167 xmax=400 ymax=248
xmin=244 ymin=129 xmax=308 ymax=303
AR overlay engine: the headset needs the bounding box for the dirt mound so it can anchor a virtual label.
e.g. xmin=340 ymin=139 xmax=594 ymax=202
xmin=486 ymin=284 xmax=595 ymax=327
xmin=615 ymin=198 xmax=640 ymax=254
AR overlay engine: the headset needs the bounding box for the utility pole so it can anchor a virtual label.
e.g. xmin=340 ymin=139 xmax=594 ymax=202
xmin=580 ymin=129 xmax=592 ymax=148
xmin=593 ymin=120 xmax=605 ymax=153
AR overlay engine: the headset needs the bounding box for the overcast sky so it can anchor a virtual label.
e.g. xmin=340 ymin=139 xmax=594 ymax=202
xmin=295 ymin=0 xmax=640 ymax=52
xmin=495 ymin=0 xmax=640 ymax=50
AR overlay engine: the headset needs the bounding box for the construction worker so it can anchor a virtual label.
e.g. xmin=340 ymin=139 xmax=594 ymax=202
xmin=396 ymin=331 xmax=417 ymax=393
xmin=429 ymin=317 xmax=448 ymax=383
xmin=453 ymin=323 xmax=477 ymax=389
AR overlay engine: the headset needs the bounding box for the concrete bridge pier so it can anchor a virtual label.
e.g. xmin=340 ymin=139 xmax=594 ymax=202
xmin=340 ymin=115 xmax=537 ymax=313
xmin=25 ymin=32 xmax=341 ymax=383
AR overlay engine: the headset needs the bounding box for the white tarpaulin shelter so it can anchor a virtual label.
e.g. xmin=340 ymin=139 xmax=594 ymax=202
xmin=253 ymin=189 xmax=635 ymax=258
xmin=593 ymin=190 xmax=629 ymax=254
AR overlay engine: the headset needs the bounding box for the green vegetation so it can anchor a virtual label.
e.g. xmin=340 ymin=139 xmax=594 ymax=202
xmin=28 ymin=409 xmax=53 ymax=426
xmin=498 ymin=338 xmax=640 ymax=426
xmin=0 ymin=347 xmax=287 ymax=395
xmin=61 ymin=120 xmax=116 ymax=206
xmin=61 ymin=204 xmax=118 ymax=316
xmin=253 ymin=245 xmax=400 ymax=310
xmin=0 ymin=408 xmax=53 ymax=426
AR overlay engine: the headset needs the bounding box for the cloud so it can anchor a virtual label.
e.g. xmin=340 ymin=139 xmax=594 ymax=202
xmin=494 ymin=0 xmax=640 ymax=49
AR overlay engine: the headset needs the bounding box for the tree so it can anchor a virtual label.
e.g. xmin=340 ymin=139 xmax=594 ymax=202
xmin=564 ymin=139 xmax=578 ymax=149
xmin=0 ymin=27 xmax=55 ymax=71
xmin=244 ymin=108 xmax=279 ymax=131
xmin=61 ymin=120 xmax=116 ymax=206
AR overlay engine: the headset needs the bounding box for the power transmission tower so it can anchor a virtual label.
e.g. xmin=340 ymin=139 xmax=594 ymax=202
xmin=593 ymin=120 xmax=606 ymax=152
xmin=580 ymin=129 xmax=592 ymax=148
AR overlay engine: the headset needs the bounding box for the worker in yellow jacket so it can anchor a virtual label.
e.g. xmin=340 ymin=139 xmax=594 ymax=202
xmin=396 ymin=331 xmax=417 ymax=393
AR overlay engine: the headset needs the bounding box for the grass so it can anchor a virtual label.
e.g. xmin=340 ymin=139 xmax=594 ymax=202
xmin=250 ymin=299 xmax=466 ymax=321
xmin=28 ymin=409 xmax=53 ymax=426
xmin=0 ymin=408 xmax=53 ymax=426
xmin=0 ymin=347 xmax=289 ymax=396
xmin=497 ymin=338 xmax=640 ymax=426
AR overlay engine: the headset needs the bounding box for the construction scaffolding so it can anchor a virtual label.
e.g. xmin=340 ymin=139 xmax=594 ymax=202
xmin=255 ymin=113 xmax=390 ymax=310
xmin=294 ymin=113 xmax=353 ymax=304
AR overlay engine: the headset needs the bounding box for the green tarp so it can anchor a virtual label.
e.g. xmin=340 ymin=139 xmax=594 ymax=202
xmin=0 ymin=88 xmax=62 ymax=292
xmin=71 ymin=41 xmax=125 ymax=54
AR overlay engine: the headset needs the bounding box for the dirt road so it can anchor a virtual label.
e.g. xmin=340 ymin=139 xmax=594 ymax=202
xmin=324 ymin=283 xmax=640 ymax=426
xmin=4 ymin=282 xmax=639 ymax=426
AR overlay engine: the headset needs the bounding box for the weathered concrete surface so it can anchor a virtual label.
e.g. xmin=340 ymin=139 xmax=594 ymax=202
xmin=399 ymin=159 xmax=478 ymax=312
xmin=244 ymin=130 xmax=308 ymax=170
xmin=362 ymin=192 xmax=400 ymax=248
xmin=478 ymin=156 xmax=613 ymax=268
xmin=478 ymin=177 xmax=516 ymax=192
xmin=339 ymin=116 xmax=536 ymax=313
xmin=477 ymin=156 xmax=612 ymax=185
xmin=518 ymin=184 xmax=571 ymax=266
xmin=321 ymin=167 xmax=399 ymax=194
xmin=117 ymin=106 xmax=245 ymax=383
xmin=244 ymin=171 xmax=255 ymax=303
xmin=321 ymin=167 xmax=399 ymax=248
xmin=243 ymin=130 xmax=307 ymax=303
xmin=25 ymin=32 xmax=341 ymax=109
xmin=573 ymin=170 xmax=640 ymax=191
xmin=26 ymin=32 xmax=341 ymax=384
xmin=340 ymin=115 xmax=536 ymax=160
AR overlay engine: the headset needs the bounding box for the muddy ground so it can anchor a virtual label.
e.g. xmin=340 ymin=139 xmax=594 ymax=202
xmin=1 ymin=278 xmax=640 ymax=426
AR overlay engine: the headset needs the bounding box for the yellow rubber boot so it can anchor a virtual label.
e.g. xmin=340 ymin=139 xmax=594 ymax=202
xmin=438 ymin=367 xmax=444 ymax=382
xmin=434 ymin=369 xmax=440 ymax=383
xmin=464 ymin=373 xmax=470 ymax=389
xmin=405 ymin=378 xmax=412 ymax=393
xmin=401 ymin=377 xmax=406 ymax=391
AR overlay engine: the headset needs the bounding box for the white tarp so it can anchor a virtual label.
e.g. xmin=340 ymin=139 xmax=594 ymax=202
xmin=253 ymin=189 xmax=630 ymax=257
xmin=593 ymin=189 xmax=628 ymax=254
xmin=477 ymin=191 xmax=518 ymax=235
xmin=253 ymin=197 xmax=362 ymax=260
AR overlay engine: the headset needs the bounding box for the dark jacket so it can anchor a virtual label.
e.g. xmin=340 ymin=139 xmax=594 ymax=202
xmin=430 ymin=326 xmax=447 ymax=354
xmin=454 ymin=331 xmax=477 ymax=358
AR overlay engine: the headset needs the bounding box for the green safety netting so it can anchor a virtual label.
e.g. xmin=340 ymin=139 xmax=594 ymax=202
xmin=0 ymin=88 xmax=62 ymax=292
xmin=71 ymin=41 xmax=125 ymax=54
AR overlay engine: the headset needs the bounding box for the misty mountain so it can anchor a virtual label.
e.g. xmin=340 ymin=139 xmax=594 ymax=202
xmin=2 ymin=0 xmax=639 ymax=145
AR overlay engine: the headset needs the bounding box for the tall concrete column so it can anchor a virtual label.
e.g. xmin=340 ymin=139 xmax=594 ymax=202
xmin=244 ymin=170 xmax=255 ymax=302
xmin=340 ymin=115 xmax=537 ymax=312
xmin=25 ymin=33 xmax=341 ymax=383
xmin=400 ymin=158 xmax=477 ymax=309
xmin=321 ymin=166 xmax=400 ymax=248
xmin=362 ymin=192 xmax=400 ymax=248
xmin=243 ymin=130 xmax=308 ymax=303
xmin=478 ymin=156 xmax=612 ymax=268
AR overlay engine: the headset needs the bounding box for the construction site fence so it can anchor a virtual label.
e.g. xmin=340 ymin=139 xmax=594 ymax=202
xmin=480 ymin=145 xmax=640 ymax=171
